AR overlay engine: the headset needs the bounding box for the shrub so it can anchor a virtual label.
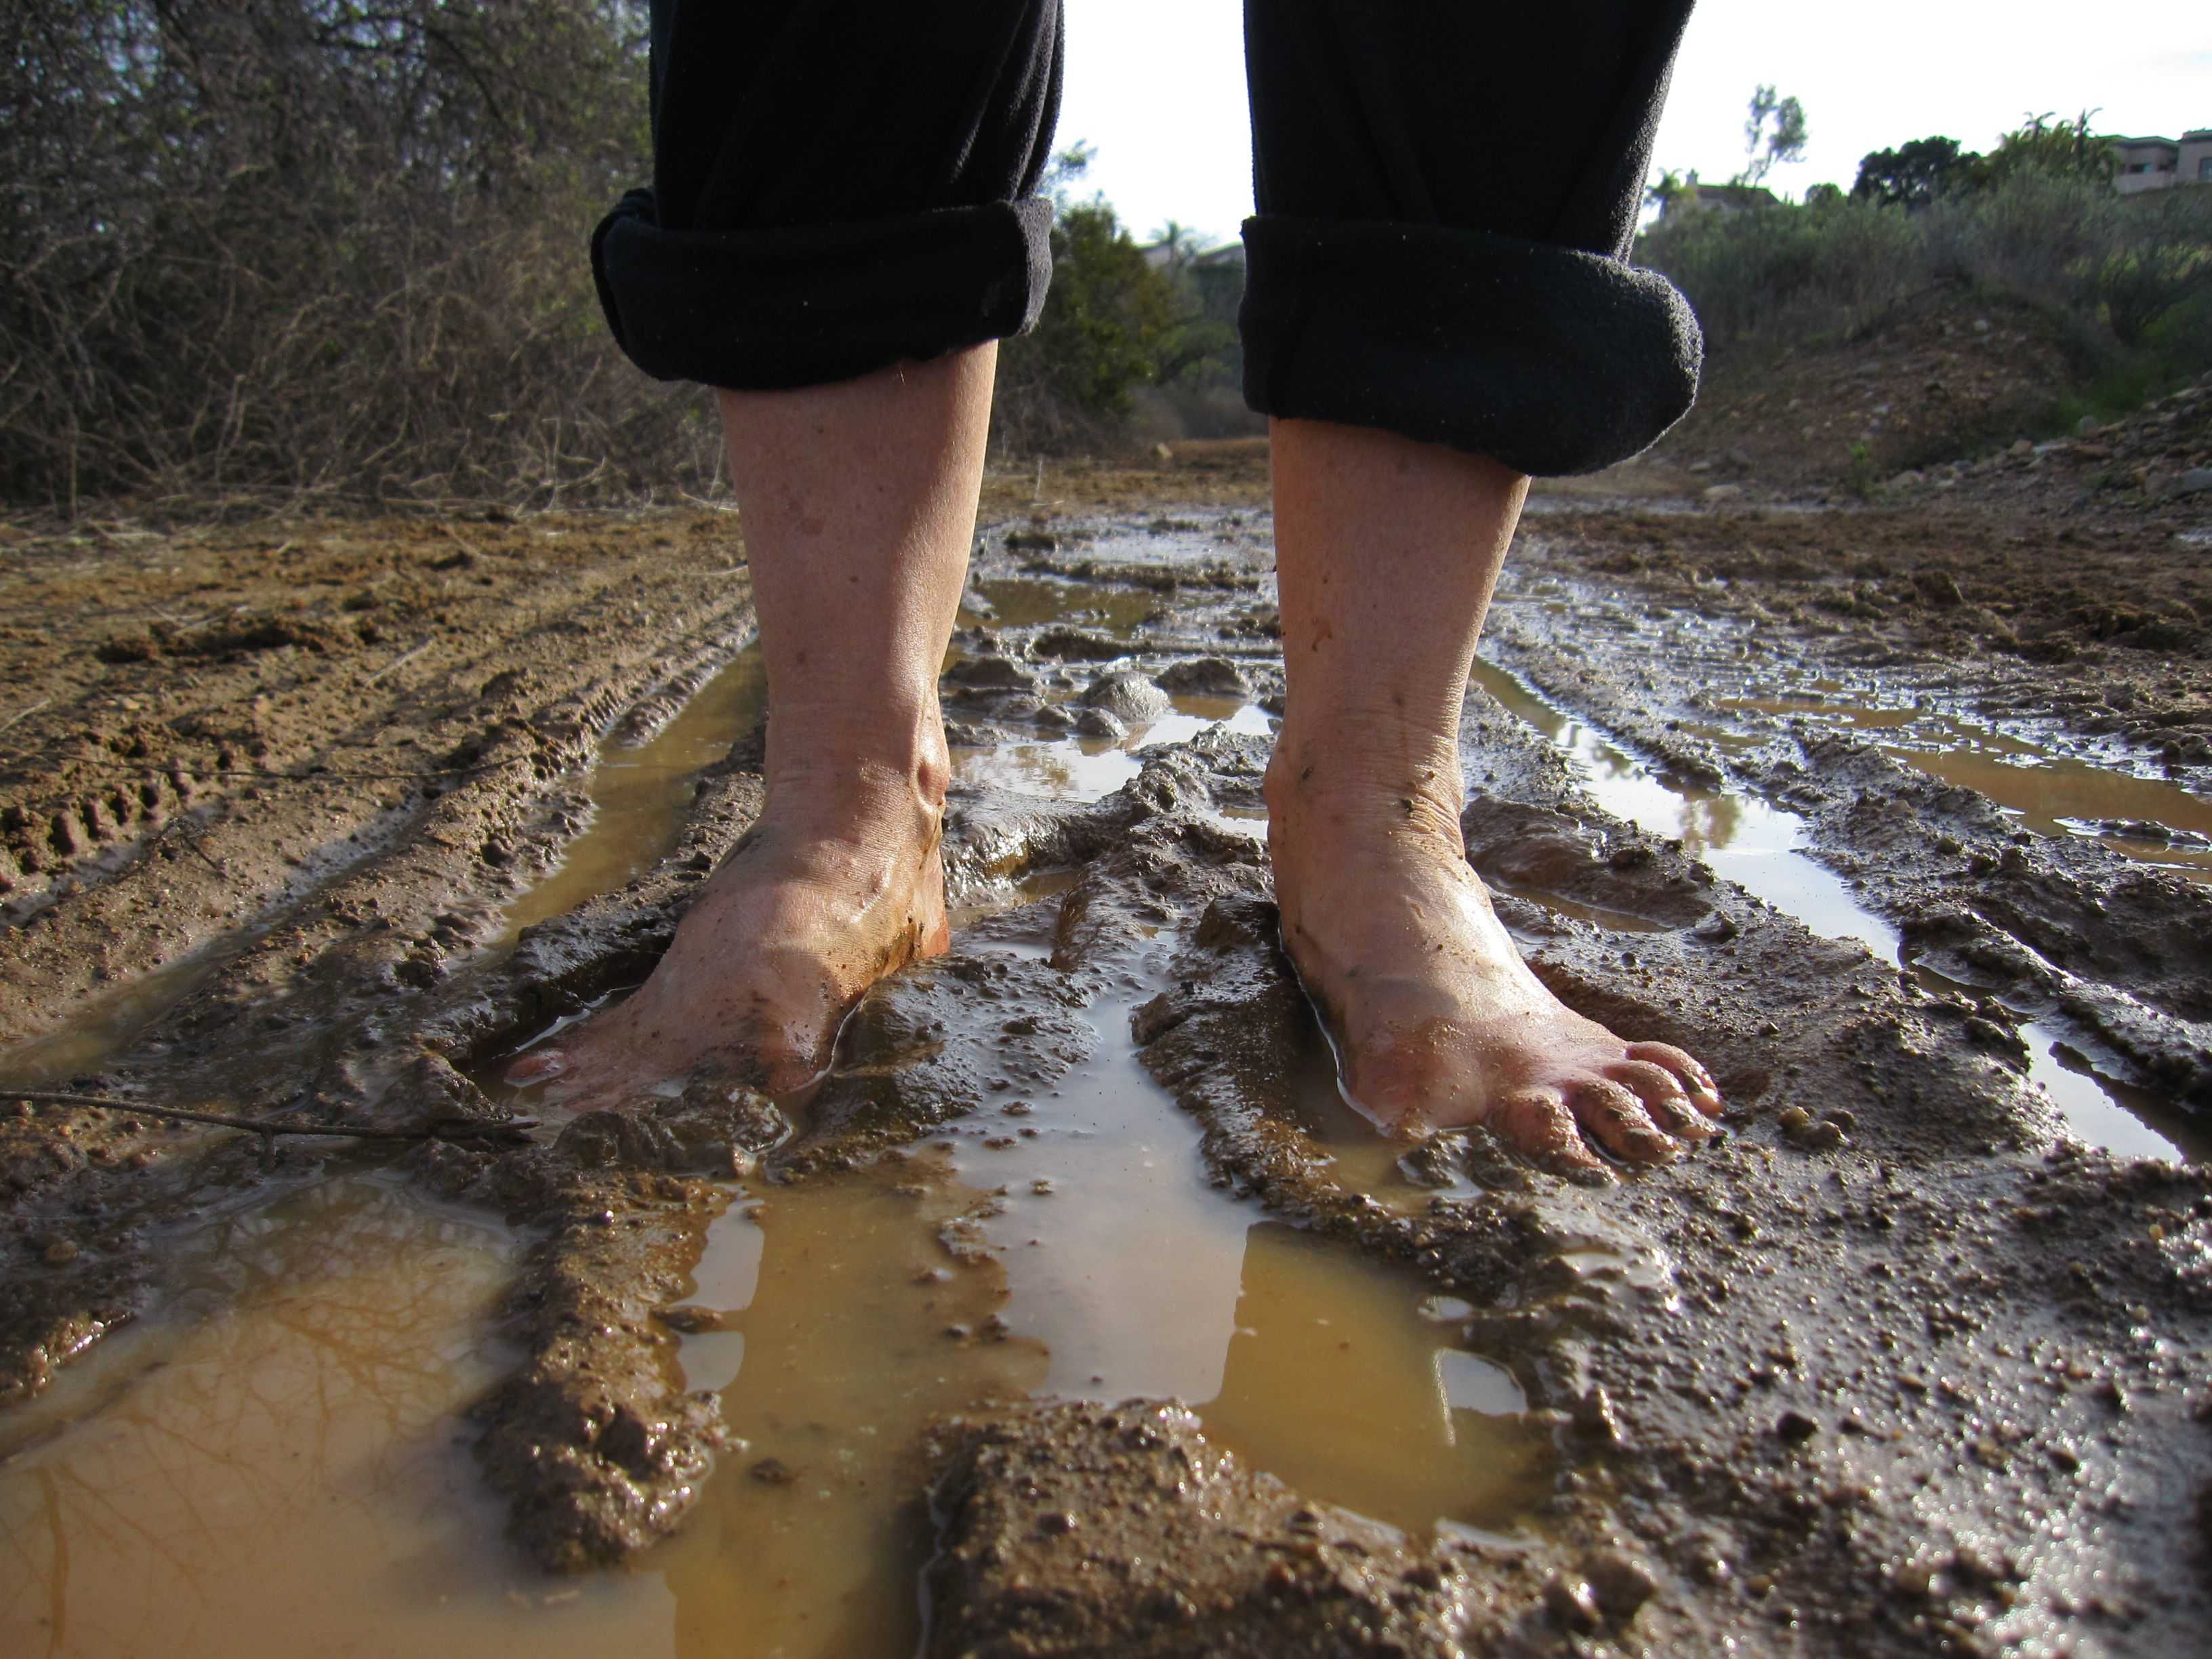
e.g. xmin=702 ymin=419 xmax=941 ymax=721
xmin=1639 ymin=164 xmax=2212 ymax=389
xmin=0 ymin=0 xmax=709 ymax=514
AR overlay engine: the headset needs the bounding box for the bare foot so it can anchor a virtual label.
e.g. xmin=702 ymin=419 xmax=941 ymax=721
xmin=1264 ymin=754 xmax=1723 ymax=1173
xmin=508 ymin=768 xmax=949 ymax=1103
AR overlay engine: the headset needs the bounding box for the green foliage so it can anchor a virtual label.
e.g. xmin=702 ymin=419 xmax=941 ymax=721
xmin=1639 ymin=128 xmax=2212 ymax=435
xmin=992 ymin=194 xmax=1245 ymax=454
xmin=1644 ymin=168 xmax=1692 ymax=212
xmin=1033 ymin=204 xmax=1179 ymax=419
xmin=1637 ymin=190 xmax=1919 ymax=344
xmin=1846 ymin=440 xmax=1877 ymax=499
xmin=1983 ymin=112 xmax=2116 ymax=188
xmin=1852 ymin=136 xmax=1980 ymax=207
xmin=2094 ymin=188 xmax=2212 ymax=348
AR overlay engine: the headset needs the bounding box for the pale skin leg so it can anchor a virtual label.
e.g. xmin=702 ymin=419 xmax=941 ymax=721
xmin=1262 ymin=417 xmax=1723 ymax=1172
xmin=508 ymin=345 xmax=993 ymax=1099
xmin=512 ymin=354 xmax=1722 ymax=1167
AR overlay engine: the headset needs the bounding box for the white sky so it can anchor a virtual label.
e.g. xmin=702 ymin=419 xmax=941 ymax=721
xmin=1059 ymin=0 xmax=2212 ymax=248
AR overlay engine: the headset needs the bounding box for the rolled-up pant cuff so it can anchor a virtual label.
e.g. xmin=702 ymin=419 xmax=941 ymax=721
xmin=1238 ymin=214 xmax=1703 ymax=478
xmin=591 ymin=188 xmax=1056 ymax=390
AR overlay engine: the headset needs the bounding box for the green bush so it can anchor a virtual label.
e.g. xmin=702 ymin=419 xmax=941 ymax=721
xmin=1637 ymin=161 xmax=2212 ymax=416
xmin=991 ymin=197 xmax=1244 ymax=456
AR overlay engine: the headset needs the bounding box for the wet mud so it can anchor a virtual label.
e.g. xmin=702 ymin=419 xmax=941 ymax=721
xmin=4 ymin=477 xmax=2211 ymax=1656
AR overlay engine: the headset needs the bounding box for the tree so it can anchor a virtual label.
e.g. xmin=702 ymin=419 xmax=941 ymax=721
xmin=1853 ymin=136 xmax=1980 ymax=208
xmin=1983 ymin=111 xmax=2115 ymax=186
xmin=1644 ymin=167 xmax=1692 ymax=213
xmin=1736 ymin=85 xmax=1807 ymax=187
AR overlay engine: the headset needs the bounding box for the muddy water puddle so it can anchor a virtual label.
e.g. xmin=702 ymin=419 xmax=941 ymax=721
xmin=960 ymin=575 xmax=1156 ymax=636
xmin=953 ymin=697 xmax=1273 ymax=802
xmin=0 ymin=1174 xmax=608 ymax=1658
xmin=1471 ymin=656 xmax=2205 ymax=1163
xmin=1471 ymin=660 xmax=1896 ymax=955
xmin=5 ymin=595 xmax=1555 ymax=1653
xmin=502 ymin=648 xmax=766 ymax=938
xmin=1717 ymin=691 xmax=2212 ymax=883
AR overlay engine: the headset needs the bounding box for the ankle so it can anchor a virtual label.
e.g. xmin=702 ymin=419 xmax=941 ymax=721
xmin=759 ymin=737 xmax=948 ymax=859
xmin=1263 ymin=731 xmax=1465 ymax=851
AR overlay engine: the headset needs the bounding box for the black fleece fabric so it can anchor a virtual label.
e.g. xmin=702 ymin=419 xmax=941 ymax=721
xmin=594 ymin=0 xmax=1702 ymax=476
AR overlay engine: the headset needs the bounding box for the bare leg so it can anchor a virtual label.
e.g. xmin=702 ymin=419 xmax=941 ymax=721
xmin=1263 ymin=417 xmax=1723 ymax=1172
xmin=510 ymin=346 xmax=994 ymax=1099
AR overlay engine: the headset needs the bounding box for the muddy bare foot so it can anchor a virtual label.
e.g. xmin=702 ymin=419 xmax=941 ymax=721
xmin=1264 ymin=756 xmax=1723 ymax=1172
xmin=509 ymin=771 xmax=949 ymax=1102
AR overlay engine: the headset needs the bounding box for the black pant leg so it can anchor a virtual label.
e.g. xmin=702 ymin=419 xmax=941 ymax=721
xmin=1240 ymin=0 xmax=1702 ymax=475
xmin=595 ymin=1 xmax=1063 ymax=390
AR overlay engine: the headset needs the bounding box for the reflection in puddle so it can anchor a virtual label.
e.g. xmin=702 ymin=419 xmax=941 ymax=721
xmin=954 ymin=700 xmax=1274 ymax=803
xmin=655 ymin=1161 xmax=1046 ymax=1659
xmin=1202 ymin=1225 xmax=1544 ymax=1539
xmin=0 ymin=1177 xmax=624 ymax=1659
xmin=1909 ymin=966 xmax=2209 ymax=1164
xmin=1470 ymin=659 xmax=1898 ymax=956
xmin=1473 ymin=657 xmax=2199 ymax=1162
xmin=504 ymin=648 xmax=767 ymax=937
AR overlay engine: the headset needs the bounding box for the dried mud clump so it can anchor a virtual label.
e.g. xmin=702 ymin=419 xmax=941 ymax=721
xmin=924 ymin=1404 xmax=1532 ymax=1658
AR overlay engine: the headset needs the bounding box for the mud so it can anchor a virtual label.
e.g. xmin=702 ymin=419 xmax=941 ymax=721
xmin=4 ymin=465 xmax=2212 ymax=1656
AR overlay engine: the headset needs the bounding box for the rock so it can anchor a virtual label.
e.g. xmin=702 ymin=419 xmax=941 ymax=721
xmin=2164 ymin=468 xmax=2212 ymax=499
xmin=1886 ymin=470 xmax=1925 ymax=491
xmin=1080 ymin=670 xmax=1170 ymax=724
xmin=1075 ymin=706 xmax=1128 ymax=741
xmin=1544 ymin=1574 xmax=1603 ymax=1633
xmin=1156 ymin=657 xmax=1249 ymax=697
xmin=2077 ymin=414 xmax=2102 ymax=437
xmin=1583 ymin=1549 xmax=1660 ymax=1624
xmin=1701 ymin=483 xmax=1744 ymax=504
xmin=1031 ymin=626 xmax=1127 ymax=662
xmin=1913 ymin=569 xmax=1965 ymax=608
xmin=945 ymin=656 xmax=1041 ymax=693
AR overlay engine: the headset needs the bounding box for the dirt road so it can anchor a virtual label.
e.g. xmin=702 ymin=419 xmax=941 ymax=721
xmin=2 ymin=445 xmax=2209 ymax=1656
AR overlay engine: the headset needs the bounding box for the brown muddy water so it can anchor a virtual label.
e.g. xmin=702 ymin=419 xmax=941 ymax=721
xmin=1 ymin=577 xmax=1545 ymax=1658
xmin=1469 ymin=657 xmax=2211 ymax=1164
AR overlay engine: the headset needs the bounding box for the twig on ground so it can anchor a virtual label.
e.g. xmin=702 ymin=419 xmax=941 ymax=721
xmin=8 ymin=1091 xmax=538 ymax=1146
xmin=365 ymin=637 xmax=435 ymax=684
xmin=0 ymin=699 xmax=52 ymax=737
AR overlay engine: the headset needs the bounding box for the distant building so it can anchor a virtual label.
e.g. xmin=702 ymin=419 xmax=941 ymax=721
xmin=2113 ymin=131 xmax=2212 ymax=193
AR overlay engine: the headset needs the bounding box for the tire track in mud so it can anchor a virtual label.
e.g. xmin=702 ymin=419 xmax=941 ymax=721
xmin=1 ymin=509 xmax=2209 ymax=1657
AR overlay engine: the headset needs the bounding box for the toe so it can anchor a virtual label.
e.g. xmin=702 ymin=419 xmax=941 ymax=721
xmin=1624 ymin=1042 xmax=1725 ymax=1118
xmin=1490 ymin=1088 xmax=1608 ymax=1174
xmin=1603 ymin=1059 xmax=1714 ymax=1141
xmin=1566 ymin=1078 xmax=1678 ymax=1165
